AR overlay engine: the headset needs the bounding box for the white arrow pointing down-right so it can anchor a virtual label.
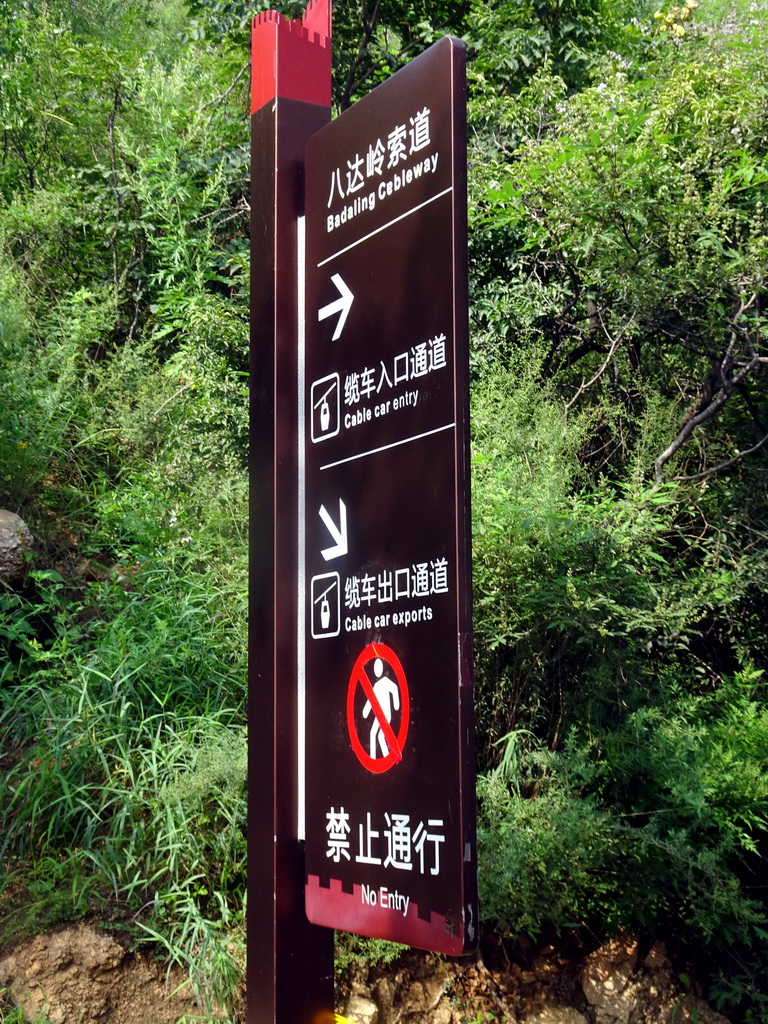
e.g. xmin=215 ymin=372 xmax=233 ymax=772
xmin=319 ymin=500 xmax=348 ymax=560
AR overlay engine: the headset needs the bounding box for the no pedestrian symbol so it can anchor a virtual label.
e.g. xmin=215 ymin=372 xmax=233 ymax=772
xmin=346 ymin=642 xmax=410 ymax=774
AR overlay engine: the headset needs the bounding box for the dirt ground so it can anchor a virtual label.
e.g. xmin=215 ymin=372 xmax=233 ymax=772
xmin=0 ymin=923 xmax=731 ymax=1024
xmin=338 ymin=932 xmax=731 ymax=1024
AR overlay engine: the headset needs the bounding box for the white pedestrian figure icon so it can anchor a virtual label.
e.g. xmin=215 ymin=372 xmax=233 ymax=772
xmin=363 ymin=657 xmax=400 ymax=758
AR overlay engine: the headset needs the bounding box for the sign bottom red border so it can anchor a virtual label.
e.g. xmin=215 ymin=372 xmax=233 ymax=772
xmin=305 ymin=874 xmax=465 ymax=955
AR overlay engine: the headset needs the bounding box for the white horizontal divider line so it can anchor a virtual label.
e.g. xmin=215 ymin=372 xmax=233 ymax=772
xmin=320 ymin=422 xmax=455 ymax=471
xmin=318 ymin=186 xmax=453 ymax=267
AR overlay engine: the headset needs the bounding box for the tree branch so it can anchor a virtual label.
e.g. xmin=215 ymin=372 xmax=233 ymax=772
xmin=474 ymin=950 xmax=517 ymax=1022
xmin=204 ymin=61 xmax=249 ymax=127
xmin=673 ymin=430 xmax=768 ymax=483
xmin=653 ymin=351 xmax=760 ymax=482
xmin=565 ymin=311 xmax=635 ymax=410
xmin=341 ymin=0 xmax=384 ymax=110
xmin=654 ymin=291 xmax=766 ymax=482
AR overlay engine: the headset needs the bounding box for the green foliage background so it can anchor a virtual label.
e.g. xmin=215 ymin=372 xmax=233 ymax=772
xmin=1 ymin=0 xmax=767 ymax=1020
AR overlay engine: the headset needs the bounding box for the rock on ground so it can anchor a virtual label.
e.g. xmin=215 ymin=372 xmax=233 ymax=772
xmin=0 ymin=924 xmax=225 ymax=1024
xmin=338 ymin=935 xmax=732 ymax=1024
xmin=527 ymin=1008 xmax=589 ymax=1024
xmin=579 ymin=936 xmax=730 ymax=1024
xmin=0 ymin=510 xmax=34 ymax=584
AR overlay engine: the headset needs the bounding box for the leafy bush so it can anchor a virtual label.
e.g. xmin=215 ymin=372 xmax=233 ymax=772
xmin=478 ymin=669 xmax=768 ymax=944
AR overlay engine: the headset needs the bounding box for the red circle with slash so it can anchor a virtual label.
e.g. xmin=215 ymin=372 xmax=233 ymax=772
xmin=346 ymin=642 xmax=410 ymax=773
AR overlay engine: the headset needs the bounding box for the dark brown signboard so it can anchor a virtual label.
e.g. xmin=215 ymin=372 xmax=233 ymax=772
xmin=301 ymin=36 xmax=477 ymax=955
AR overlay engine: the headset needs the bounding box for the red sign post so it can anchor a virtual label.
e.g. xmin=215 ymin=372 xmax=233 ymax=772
xmin=248 ymin=3 xmax=334 ymax=1022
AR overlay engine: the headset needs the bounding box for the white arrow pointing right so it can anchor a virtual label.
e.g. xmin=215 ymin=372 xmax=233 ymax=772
xmin=319 ymin=499 xmax=348 ymax=560
xmin=318 ymin=274 xmax=354 ymax=341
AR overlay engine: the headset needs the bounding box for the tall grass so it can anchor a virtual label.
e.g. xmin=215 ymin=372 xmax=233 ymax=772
xmin=0 ymin=547 xmax=248 ymax=1012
